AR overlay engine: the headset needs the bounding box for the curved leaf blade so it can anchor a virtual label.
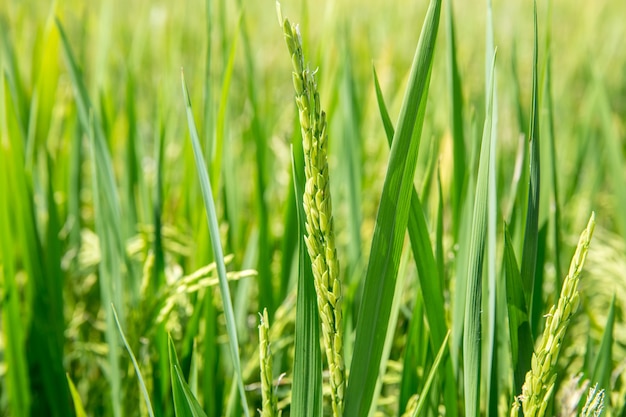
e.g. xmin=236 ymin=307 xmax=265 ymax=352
xmin=344 ymin=1 xmax=442 ymax=414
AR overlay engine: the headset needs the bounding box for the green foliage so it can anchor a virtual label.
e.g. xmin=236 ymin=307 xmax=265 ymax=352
xmin=0 ymin=0 xmax=625 ymax=416
xmin=345 ymin=1 xmax=441 ymax=414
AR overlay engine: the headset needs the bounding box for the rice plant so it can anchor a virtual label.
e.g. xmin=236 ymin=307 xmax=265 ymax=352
xmin=0 ymin=0 xmax=624 ymax=416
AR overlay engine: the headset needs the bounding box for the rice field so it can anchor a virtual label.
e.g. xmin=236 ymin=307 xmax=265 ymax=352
xmin=0 ymin=0 xmax=625 ymax=416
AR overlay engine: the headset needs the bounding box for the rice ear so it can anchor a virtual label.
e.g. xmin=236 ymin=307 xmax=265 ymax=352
xmin=279 ymin=11 xmax=345 ymax=417
xmin=513 ymin=213 xmax=595 ymax=417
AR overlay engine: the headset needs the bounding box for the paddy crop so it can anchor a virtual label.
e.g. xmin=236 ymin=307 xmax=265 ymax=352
xmin=0 ymin=0 xmax=624 ymax=416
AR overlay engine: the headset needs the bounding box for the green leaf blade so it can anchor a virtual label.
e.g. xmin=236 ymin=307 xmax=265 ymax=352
xmin=181 ymin=71 xmax=249 ymax=417
xmin=290 ymin=146 xmax=323 ymax=417
xmin=344 ymin=1 xmax=442 ymax=414
xmin=520 ymin=0 xmax=541 ymax=336
xmin=462 ymin=50 xmax=497 ymax=417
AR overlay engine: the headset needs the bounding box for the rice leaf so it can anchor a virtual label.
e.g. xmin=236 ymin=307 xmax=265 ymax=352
xmin=369 ymin=246 xmax=411 ymax=416
xmin=484 ymin=2 xmax=499 ymax=414
xmin=66 ymin=374 xmax=88 ymax=417
xmin=372 ymin=66 xmax=394 ymax=142
xmin=0 ymin=18 xmax=28 ymax=138
xmin=595 ymin=81 xmax=626 ymax=246
xmin=373 ymin=64 xmax=457 ymax=415
xmin=26 ymin=11 xmax=60 ymax=169
xmin=398 ymin=288 xmax=428 ymax=415
xmin=278 ymin=111 xmax=304 ymax=301
xmin=202 ymin=290 xmax=222 ymax=417
xmin=189 ymin=339 xmax=199 ymax=396
xmin=510 ymin=38 xmax=527 ymax=140
xmin=344 ymin=1 xmax=442 ymax=414
xmin=42 ymin=154 xmax=71 ymax=415
xmin=520 ymin=0 xmax=541 ymax=335
xmin=112 ymin=304 xmax=155 ymax=417
xmin=372 ymin=66 xmax=446 ymax=346
xmin=503 ymin=223 xmax=533 ymax=403
xmin=411 ymin=331 xmax=451 ymax=417
xmin=57 ymin=20 xmax=129 ymax=416
xmin=463 ymin=50 xmax=497 ymax=417
xmin=591 ymin=295 xmax=615 ymax=395
xmin=529 ymin=223 xmax=547 ymax=337
xmin=87 ymin=115 xmax=124 ymax=417
xmin=542 ymin=12 xmax=563 ymax=288
xmin=168 ymin=336 xmax=209 ymax=417
xmin=0 ymin=134 xmax=30 ymax=415
xmin=151 ymin=108 xmax=170 ymax=414
xmin=436 ymin=170 xmax=445 ymax=281
xmin=181 ymin=71 xmax=249 ymax=416
xmin=202 ymin=0 xmax=214 ymax=154
xmin=123 ymin=74 xmax=150 ymax=238
xmin=451 ymin=176 xmax=474 ymax=375
xmin=212 ymin=15 xmax=239 ymax=188
xmin=446 ymin=0 xmax=466 ymax=237
xmin=338 ymin=41 xmax=363 ymax=272
xmin=290 ymin=146 xmax=323 ymax=417
xmin=4 ymin=66 xmax=70 ymax=417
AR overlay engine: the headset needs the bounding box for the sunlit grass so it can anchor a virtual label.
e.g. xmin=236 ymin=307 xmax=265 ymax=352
xmin=0 ymin=0 xmax=625 ymax=416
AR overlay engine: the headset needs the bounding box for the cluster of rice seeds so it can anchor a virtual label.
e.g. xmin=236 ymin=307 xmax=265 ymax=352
xmin=400 ymin=394 xmax=419 ymax=417
xmin=259 ymin=309 xmax=279 ymax=417
xmin=279 ymin=9 xmax=345 ymax=417
xmin=581 ymin=384 xmax=605 ymax=417
xmin=511 ymin=213 xmax=596 ymax=417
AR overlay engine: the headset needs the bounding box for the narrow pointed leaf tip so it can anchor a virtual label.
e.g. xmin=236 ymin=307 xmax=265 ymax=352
xmin=276 ymin=1 xmax=284 ymax=26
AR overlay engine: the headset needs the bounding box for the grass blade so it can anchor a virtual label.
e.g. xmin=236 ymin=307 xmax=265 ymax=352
xmin=181 ymin=71 xmax=249 ymax=416
xmin=484 ymin=2 xmax=499 ymax=414
xmin=66 ymin=375 xmax=88 ymax=417
xmin=372 ymin=66 xmax=446 ymax=346
xmin=542 ymin=12 xmax=563 ymax=289
xmin=212 ymin=16 xmax=239 ymax=188
xmin=372 ymin=66 xmax=395 ymax=141
xmin=338 ymin=41 xmax=363 ymax=273
xmin=26 ymin=12 xmax=60 ymax=170
xmin=169 ymin=336 xmax=209 ymax=417
xmin=463 ymin=50 xmax=497 ymax=417
xmin=595 ymin=79 xmax=626 ymax=247
xmin=503 ymin=223 xmax=533 ymax=402
xmin=373 ymin=64 xmax=457 ymax=415
xmin=290 ymin=146 xmax=323 ymax=417
xmin=369 ymin=246 xmax=411 ymax=416
xmin=0 ymin=17 xmax=28 ymax=138
xmin=451 ymin=176 xmax=474 ymax=374
xmin=411 ymin=331 xmax=451 ymax=417
xmin=446 ymin=0 xmax=466 ymax=237
xmin=87 ymin=115 xmax=124 ymax=417
xmin=112 ymin=304 xmax=155 ymax=417
xmin=57 ymin=19 xmax=129 ymax=415
xmin=277 ymin=112 xmax=303 ymax=301
xmin=3 ymin=69 xmax=70 ymax=416
xmin=0 ymin=130 xmax=30 ymax=415
xmin=520 ymin=0 xmax=541 ymax=337
xmin=345 ymin=1 xmax=442 ymax=414
xmin=591 ymin=295 xmax=615 ymax=395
